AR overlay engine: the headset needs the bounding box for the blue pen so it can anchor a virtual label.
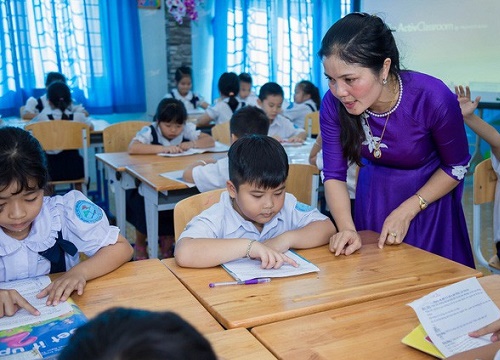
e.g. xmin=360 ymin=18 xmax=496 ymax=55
xmin=209 ymin=277 xmax=271 ymax=288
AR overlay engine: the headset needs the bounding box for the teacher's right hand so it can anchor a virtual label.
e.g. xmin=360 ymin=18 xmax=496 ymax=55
xmin=329 ymin=229 xmax=361 ymax=256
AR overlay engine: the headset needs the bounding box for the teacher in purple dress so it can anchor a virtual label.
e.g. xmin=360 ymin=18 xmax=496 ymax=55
xmin=319 ymin=13 xmax=474 ymax=268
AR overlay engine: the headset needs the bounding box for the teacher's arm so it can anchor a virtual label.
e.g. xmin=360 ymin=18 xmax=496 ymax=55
xmin=324 ymin=179 xmax=361 ymax=255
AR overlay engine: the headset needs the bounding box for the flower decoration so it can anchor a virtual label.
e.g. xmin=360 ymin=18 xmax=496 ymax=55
xmin=166 ymin=0 xmax=203 ymax=24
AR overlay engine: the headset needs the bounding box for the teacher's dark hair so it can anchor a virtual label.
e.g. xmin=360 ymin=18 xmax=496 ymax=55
xmin=318 ymin=12 xmax=401 ymax=165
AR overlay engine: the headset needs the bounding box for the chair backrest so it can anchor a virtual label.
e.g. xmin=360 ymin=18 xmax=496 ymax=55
xmin=305 ymin=111 xmax=319 ymax=137
xmin=174 ymin=188 xmax=226 ymax=241
xmin=472 ymin=158 xmax=500 ymax=273
xmin=286 ymin=163 xmax=320 ymax=206
xmin=473 ymin=158 xmax=497 ymax=205
xmin=25 ymin=120 xmax=91 ymax=194
xmin=102 ymin=120 xmax=150 ymax=153
xmin=211 ymin=121 xmax=231 ymax=145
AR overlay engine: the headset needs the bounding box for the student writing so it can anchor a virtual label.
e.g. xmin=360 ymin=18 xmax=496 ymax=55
xmin=0 ymin=127 xmax=133 ymax=317
xmin=182 ymin=106 xmax=270 ymax=191
xmin=175 ymin=135 xmax=355 ymax=269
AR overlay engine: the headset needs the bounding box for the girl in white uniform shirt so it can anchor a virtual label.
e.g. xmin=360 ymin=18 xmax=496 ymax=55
xmin=197 ymin=72 xmax=245 ymax=127
xmin=283 ymin=80 xmax=321 ymax=129
xmin=0 ymin=127 xmax=132 ymax=317
xmin=164 ymin=66 xmax=209 ymax=112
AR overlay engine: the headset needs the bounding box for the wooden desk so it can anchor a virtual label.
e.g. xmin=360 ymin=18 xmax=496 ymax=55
xmin=206 ymin=328 xmax=276 ymax=359
xmin=251 ymin=275 xmax=500 ymax=359
xmin=125 ymin=153 xmax=226 ymax=258
xmin=64 ymin=259 xmax=223 ymax=335
xmin=95 ymin=152 xmax=171 ymax=236
xmin=162 ymin=233 xmax=482 ymax=329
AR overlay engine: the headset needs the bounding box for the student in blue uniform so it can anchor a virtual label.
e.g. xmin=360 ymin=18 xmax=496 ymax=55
xmin=283 ymin=80 xmax=321 ymax=129
xmin=175 ymin=135 xmax=356 ymax=269
xmin=59 ymin=307 xmax=216 ymax=360
xmin=128 ymin=98 xmax=214 ymax=260
xmin=257 ymin=82 xmax=307 ymax=143
xmin=182 ymin=106 xmax=270 ymax=192
xmin=0 ymin=127 xmax=133 ymax=317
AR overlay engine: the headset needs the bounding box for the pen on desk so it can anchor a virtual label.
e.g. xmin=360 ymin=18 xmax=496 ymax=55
xmin=209 ymin=278 xmax=271 ymax=288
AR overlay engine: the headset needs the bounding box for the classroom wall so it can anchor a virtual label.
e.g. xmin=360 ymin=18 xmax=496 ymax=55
xmin=138 ymin=5 xmax=169 ymax=117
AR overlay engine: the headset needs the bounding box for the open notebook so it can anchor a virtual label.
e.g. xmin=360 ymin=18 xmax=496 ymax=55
xmin=158 ymin=141 xmax=229 ymax=157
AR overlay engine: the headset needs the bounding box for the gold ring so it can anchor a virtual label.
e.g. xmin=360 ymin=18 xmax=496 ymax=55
xmin=389 ymin=232 xmax=397 ymax=237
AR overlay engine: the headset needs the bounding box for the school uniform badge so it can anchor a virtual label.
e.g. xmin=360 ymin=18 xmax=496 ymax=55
xmin=75 ymin=200 xmax=103 ymax=223
xmin=295 ymin=202 xmax=314 ymax=212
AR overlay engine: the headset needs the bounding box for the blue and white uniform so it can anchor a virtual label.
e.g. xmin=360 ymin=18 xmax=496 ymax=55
xmin=24 ymin=95 xmax=86 ymax=117
xmin=204 ymin=98 xmax=244 ymax=125
xmin=268 ymin=114 xmax=306 ymax=140
xmin=178 ymin=191 xmax=328 ymax=242
xmin=192 ymin=157 xmax=229 ymax=192
xmin=283 ymin=99 xmax=318 ymax=129
xmin=164 ymin=89 xmax=206 ymax=112
xmin=0 ymin=191 xmax=119 ymax=282
xmin=132 ymin=122 xmax=200 ymax=146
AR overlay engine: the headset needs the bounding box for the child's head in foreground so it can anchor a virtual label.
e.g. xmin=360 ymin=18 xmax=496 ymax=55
xmin=257 ymin=82 xmax=284 ymax=122
xmin=0 ymin=127 xmax=48 ymax=239
xmin=154 ymin=98 xmax=188 ymax=140
xmin=58 ymin=307 xmax=217 ymax=360
xmin=227 ymin=135 xmax=289 ymax=227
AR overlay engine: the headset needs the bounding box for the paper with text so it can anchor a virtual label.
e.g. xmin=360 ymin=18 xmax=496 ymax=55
xmin=222 ymin=250 xmax=319 ymax=282
xmin=0 ymin=276 xmax=72 ymax=331
xmin=408 ymin=277 xmax=500 ymax=357
xmin=158 ymin=141 xmax=229 ymax=157
xmin=159 ymin=170 xmax=196 ymax=187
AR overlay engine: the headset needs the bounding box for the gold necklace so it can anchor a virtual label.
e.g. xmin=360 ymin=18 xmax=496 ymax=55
xmin=365 ymin=112 xmax=391 ymax=158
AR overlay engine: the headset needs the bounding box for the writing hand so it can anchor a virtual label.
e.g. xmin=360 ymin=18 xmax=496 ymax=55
xmin=0 ymin=289 xmax=40 ymax=318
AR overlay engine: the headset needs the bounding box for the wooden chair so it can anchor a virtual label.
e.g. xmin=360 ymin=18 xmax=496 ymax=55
xmin=102 ymin=120 xmax=150 ymax=153
xmin=25 ymin=121 xmax=91 ymax=195
xmin=305 ymin=111 xmax=319 ymax=137
xmin=473 ymin=158 xmax=500 ymax=273
xmin=286 ymin=163 xmax=320 ymax=206
xmin=174 ymin=188 xmax=225 ymax=241
xmin=211 ymin=121 xmax=231 ymax=145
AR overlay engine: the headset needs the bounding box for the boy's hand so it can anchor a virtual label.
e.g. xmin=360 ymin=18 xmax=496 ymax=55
xmin=263 ymin=235 xmax=290 ymax=253
xmin=455 ymin=85 xmax=481 ymax=119
xmin=36 ymin=271 xmax=87 ymax=306
xmin=469 ymin=318 xmax=500 ymax=342
xmin=329 ymin=229 xmax=361 ymax=256
xmin=249 ymin=241 xmax=298 ymax=269
xmin=0 ymin=289 xmax=40 ymax=317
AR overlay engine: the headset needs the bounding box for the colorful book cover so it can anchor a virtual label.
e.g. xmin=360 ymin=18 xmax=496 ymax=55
xmin=401 ymin=324 xmax=445 ymax=359
xmin=0 ymin=302 xmax=87 ymax=359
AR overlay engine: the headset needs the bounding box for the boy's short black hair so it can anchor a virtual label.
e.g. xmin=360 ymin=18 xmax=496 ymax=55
xmin=228 ymin=135 xmax=288 ymax=190
xmin=229 ymin=106 xmax=269 ymax=138
xmin=238 ymin=72 xmax=253 ymax=84
xmin=258 ymin=82 xmax=284 ymax=101
xmin=58 ymin=307 xmax=216 ymax=360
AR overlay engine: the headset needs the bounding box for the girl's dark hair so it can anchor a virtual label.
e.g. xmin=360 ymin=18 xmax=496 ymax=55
xmin=218 ymin=72 xmax=240 ymax=112
xmin=228 ymin=135 xmax=288 ymax=190
xmin=47 ymin=81 xmax=72 ymax=116
xmin=0 ymin=127 xmax=48 ymax=193
xmin=296 ymin=80 xmax=321 ymax=109
xmin=45 ymin=72 xmax=66 ymax=87
xmin=318 ymin=12 xmax=401 ymax=165
xmin=175 ymin=66 xmax=193 ymax=83
xmin=258 ymin=82 xmax=284 ymax=101
xmin=154 ymin=98 xmax=187 ymax=125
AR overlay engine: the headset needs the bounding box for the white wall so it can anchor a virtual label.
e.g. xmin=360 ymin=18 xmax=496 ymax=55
xmin=138 ymin=5 xmax=168 ymax=117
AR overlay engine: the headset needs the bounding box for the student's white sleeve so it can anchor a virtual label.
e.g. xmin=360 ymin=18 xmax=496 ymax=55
xmin=177 ymin=203 xmax=224 ymax=241
xmin=192 ymin=158 xmax=229 ymax=192
xmin=131 ymin=125 xmax=154 ymax=144
xmin=24 ymin=97 xmax=39 ymax=114
xmin=182 ymin=122 xmax=202 ymax=141
xmin=288 ymin=194 xmax=329 ymax=229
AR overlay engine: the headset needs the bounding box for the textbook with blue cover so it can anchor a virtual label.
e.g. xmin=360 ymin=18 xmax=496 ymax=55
xmin=0 ymin=276 xmax=87 ymax=359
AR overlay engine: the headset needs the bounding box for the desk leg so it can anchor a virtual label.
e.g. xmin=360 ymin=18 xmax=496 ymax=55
xmin=142 ymin=184 xmax=159 ymax=259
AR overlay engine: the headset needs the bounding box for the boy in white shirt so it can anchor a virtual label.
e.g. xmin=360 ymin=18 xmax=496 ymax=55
xmin=257 ymin=82 xmax=307 ymax=143
xmin=182 ymin=106 xmax=269 ymax=191
xmin=175 ymin=135 xmax=359 ymax=269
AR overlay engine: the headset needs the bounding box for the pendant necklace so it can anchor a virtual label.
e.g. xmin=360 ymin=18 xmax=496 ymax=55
xmin=365 ymin=74 xmax=403 ymax=159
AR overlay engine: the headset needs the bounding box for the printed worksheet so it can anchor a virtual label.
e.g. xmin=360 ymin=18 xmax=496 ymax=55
xmin=158 ymin=141 xmax=229 ymax=157
xmin=408 ymin=277 xmax=500 ymax=357
xmin=0 ymin=276 xmax=72 ymax=331
xmin=222 ymin=250 xmax=320 ymax=282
